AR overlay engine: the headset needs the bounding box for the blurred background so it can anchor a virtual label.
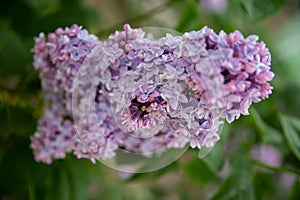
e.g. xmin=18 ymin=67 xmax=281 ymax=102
xmin=1 ymin=0 xmax=300 ymax=199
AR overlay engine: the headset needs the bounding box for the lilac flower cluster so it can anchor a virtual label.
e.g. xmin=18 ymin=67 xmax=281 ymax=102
xmin=31 ymin=25 xmax=99 ymax=163
xmin=30 ymin=94 xmax=76 ymax=164
xmin=31 ymin=24 xmax=273 ymax=164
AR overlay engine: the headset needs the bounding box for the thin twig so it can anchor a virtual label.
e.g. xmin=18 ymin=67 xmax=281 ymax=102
xmin=225 ymin=152 xmax=300 ymax=176
xmin=251 ymin=158 xmax=300 ymax=176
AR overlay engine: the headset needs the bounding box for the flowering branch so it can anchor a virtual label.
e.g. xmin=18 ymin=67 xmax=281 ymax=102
xmin=31 ymin=24 xmax=274 ymax=167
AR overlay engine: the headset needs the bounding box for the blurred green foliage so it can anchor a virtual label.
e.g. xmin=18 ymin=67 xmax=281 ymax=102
xmin=241 ymin=0 xmax=286 ymax=21
xmin=0 ymin=0 xmax=300 ymax=199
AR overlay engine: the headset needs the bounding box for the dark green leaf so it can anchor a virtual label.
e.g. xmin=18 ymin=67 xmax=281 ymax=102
xmin=0 ymin=138 xmax=52 ymax=199
xmin=183 ymin=158 xmax=216 ymax=185
xmin=123 ymin=148 xmax=181 ymax=181
xmin=0 ymin=105 xmax=36 ymax=138
xmin=251 ymin=108 xmax=283 ymax=144
xmin=176 ymin=0 xmax=199 ymax=32
xmin=127 ymin=162 xmax=178 ymax=182
xmin=202 ymin=141 xmax=225 ymax=174
xmin=46 ymin=157 xmax=98 ymax=200
xmin=212 ymin=156 xmax=254 ymax=200
xmin=253 ymin=169 xmax=294 ymax=199
xmin=279 ymin=114 xmax=300 ymax=160
xmin=240 ymin=0 xmax=285 ymax=21
xmin=0 ymin=28 xmax=28 ymax=77
xmin=288 ymin=179 xmax=300 ymax=200
xmin=195 ymin=124 xmax=229 ymax=177
xmin=102 ymin=185 xmax=124 ymax=200
xmin=45 ymin=165 xmax=73 ymax=200
xmin=119 ymin=147 xmax=184 ymax=173
xmin=37 ymin=0 xmax=100 ymax=34
xmin=23 ymin=0 xmax=59 ymax=17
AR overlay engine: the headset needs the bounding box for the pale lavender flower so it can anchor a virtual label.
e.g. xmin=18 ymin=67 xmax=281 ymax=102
xmin=200 ymin=0 xmax=228 ymax=13
xmin=251 ymin=145 xmax=282 ymax=167
xmin=279 ymin=174 xmax=297 ymax=192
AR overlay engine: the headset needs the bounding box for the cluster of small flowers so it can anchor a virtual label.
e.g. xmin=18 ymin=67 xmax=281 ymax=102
xmin=30 ymin=25 xmax=99 ymax=164
xmin=30 ymin=94 xmax=76 ymax=164
xmin=31 ymin=24 xmax=273 ymax=164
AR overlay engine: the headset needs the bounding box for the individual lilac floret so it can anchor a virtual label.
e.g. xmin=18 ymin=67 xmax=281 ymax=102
xmin=107 ymin=24 xmax=145 ymax=51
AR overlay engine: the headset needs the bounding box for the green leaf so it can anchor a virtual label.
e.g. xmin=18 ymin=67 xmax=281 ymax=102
xmin=47 ymin=168 xmax=71 ymax=200
xmin=23 ymin=0 xmax=59 ymax=17
xmin=197 ymin=123 xmax=231 ymax=174
xmin=0 ymin=27 xmax=28 ymax=78
xmin=288 ymin=179 xmax=300 ymax=200
xmin=183 ymin=158 xmax=216 ymax=185
xmin=116 ymin=147 xmax=184 ymax=173
xmin=240 ymin=0 xmax=285 ymax=21
xmin=37 ymin=0 xmax=100 ymax=34
xmin=212 ymin=157 xmax=254 ymax=200
xmin=176 ymin=0 xmax=199 ymax=32
xmin=251 ymin=108 xmax=283 ymax=144
xmin=0 ymin=138 xmax=52 ymax=199
xmin=46 ymin=157 xmax=96 ymax=200
xmin=202 ymin=141 xmax=225 ymax=174
xmin=274 ymin=16 xmax=300 ymax=65
xmin=126 ymin=162 xmax=178 ymax=182
xmin=190 ymin=124 xmax=228 ymax=181
xmin=0 ymin=105 xmax=36 ymax=138
xmin=253 ymin=171 xmax=278 ymax=199
xmin=279 ymin=114 xmax=300 ymax=160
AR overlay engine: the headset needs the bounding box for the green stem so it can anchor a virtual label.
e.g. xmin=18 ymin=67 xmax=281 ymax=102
xmin=5 ymin=106 xmax=13 ymax=134
xmin=225 ymin=152 xmax=300 ymax=176
xmin=96 ymin=0 xmax=181 ymax=37
xmin=27 ymin=175 xmax=36 ymax=200
xmin=65 ymin=163 xmax=75 ymax=200
xmin=251 ymin=158 xmax=300 ymax=176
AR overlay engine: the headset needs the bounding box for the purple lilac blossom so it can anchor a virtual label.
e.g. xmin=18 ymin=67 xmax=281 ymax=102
xmin=32 ymin=24 xmax=99 ymax=94
xmin=31 ymin=25 xmax=99 ymax=163
xmin=31 ymin=24 xmax=274 ymax=164
xmin=200 ymin=0 xmax=228 ymax=13
xmin=182 ymin=27 xmax=274 ymax=122
xmin=251 ymin=145 xmax=282 ymax=167
xmin=99 ymin=25 xmax=223 ymax=153
xmin=30 ymin=93 xmax=76 ymax=164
